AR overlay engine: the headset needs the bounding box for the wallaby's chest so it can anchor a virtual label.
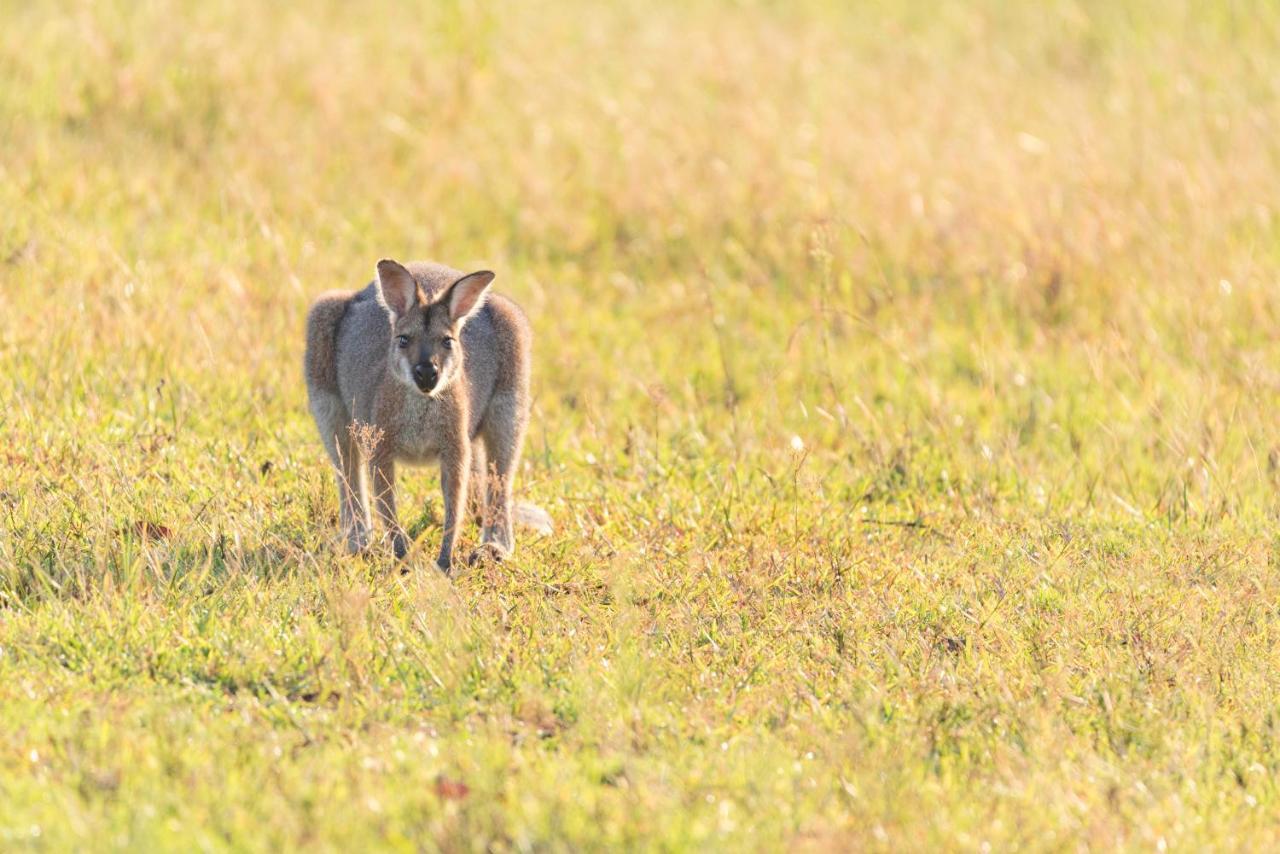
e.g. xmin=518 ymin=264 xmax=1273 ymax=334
xmin=374 ymin=387 xmax=461 ymax=465
xmin=389 ymin=402 xmax=445 ymax=463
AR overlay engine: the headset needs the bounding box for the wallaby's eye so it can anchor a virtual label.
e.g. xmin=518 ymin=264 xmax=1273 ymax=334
xmin=441 ymin=337 xmax=455 ymax=350
xmin=396 ymin=335 xmax=410 ymax=349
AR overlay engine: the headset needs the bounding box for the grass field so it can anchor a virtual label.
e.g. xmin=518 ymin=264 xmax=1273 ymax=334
xmin=4 ymin=0 xmax=1280 ymax=849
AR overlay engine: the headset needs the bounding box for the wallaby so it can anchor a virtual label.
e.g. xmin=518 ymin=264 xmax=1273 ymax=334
xmin=304 ymin=259 xmax=547 ymax=574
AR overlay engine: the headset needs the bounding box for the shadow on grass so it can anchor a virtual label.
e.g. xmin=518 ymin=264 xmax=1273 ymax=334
xmin=0 ymin=517 xmax=449 ymax=608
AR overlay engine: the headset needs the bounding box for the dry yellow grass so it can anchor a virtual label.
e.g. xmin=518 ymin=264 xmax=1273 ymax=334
xmin=2 ymin=0 xmax=1280 ymax=849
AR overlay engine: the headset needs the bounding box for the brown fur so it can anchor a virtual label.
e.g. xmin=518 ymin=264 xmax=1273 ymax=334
xmin=304 ymin=260 xmax=538 ymax=573
xmin=303 ymin=294 xmax=348 ymax=394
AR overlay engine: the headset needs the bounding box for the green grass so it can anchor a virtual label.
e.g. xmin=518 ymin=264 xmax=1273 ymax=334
xmin=3 ymin=0 xmax=1280 ymax=848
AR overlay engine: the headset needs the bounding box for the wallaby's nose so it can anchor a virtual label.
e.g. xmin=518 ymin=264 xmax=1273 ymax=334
xmin=412 ymin=362 xmax=438 ymax=393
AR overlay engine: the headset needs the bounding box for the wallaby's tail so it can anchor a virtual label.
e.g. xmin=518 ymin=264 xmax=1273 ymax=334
xmin=304 ymin=292 xmax=351 ymax=396
xmin=514 ymin=501 xmax=553 ymax=536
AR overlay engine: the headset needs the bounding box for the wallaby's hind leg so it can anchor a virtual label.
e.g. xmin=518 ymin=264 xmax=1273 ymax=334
xmin=340 ymin=440 xmax=370 ymax=554
xmin=468 ymin=439 xmax=488 ymax=526
xmin=477 ymin=391 xmax=527 ymax=558
xmin=311 ymin=392 xmax=368 ymax=553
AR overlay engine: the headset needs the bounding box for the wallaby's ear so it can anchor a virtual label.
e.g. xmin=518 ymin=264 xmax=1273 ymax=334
xmin=446 ymin=270 xmax=495 ymax=324
xmin=375 ymin=259 xmax=419 ymax=319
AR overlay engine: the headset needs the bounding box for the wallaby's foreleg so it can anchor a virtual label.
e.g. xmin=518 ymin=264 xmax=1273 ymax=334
xmin=479 ymin=392 xmax=527 ymax=558
xmin=370 ymin=454 xmax=409 ymax=559
xmin=436 ymin=441 xmax=470 ymax=574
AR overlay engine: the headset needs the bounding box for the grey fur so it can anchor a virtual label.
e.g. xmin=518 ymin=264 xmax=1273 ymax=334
xmin=304 ymin=260 xmax=538 ymax=573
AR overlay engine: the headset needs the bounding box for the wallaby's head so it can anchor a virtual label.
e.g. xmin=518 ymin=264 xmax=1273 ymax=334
xmin=374 ymin=259 xmax=495 ymax=397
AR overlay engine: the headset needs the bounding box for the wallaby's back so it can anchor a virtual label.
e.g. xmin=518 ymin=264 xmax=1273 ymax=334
xmin=304 ymin=291 xmax=354 ymax=398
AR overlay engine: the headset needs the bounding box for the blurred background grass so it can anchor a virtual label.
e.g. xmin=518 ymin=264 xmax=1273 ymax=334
xmin=2 ymin=0 xmax=1280 ymax=849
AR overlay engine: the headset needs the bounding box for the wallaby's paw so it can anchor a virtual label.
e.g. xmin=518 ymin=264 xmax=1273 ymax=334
xmin=389 ymin=531 xmax=410 ymax=560
xmin=467 ymin=542 xmax=508 ymax=566
xmin=344 ymin=530 xmax=370 ymax=555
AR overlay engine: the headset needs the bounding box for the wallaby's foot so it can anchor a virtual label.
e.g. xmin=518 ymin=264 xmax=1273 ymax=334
xmin=467 ymin=542 xmax=508 ymax=566
xmin=345 ymin=527 xmax=370 ymax=555
xmin=434 ymin=558 xmax=453 ymax=577
xmin=387 ymin=530 xmax=410 ymax=560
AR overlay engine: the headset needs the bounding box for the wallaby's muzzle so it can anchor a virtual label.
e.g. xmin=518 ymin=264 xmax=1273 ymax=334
xmin=412 ymin=362 xmax=439 ymax=394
